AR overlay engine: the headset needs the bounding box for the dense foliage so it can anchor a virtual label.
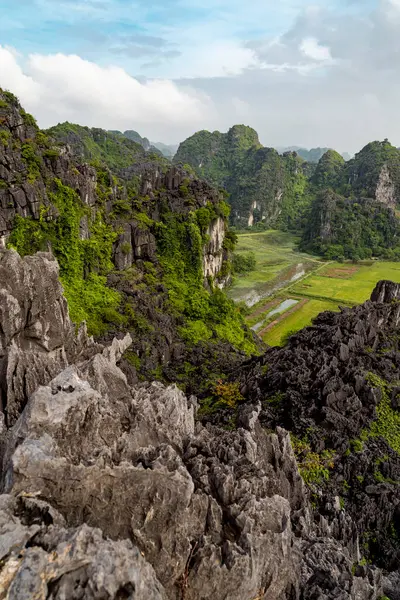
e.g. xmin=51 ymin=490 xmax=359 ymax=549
xmin=311 ymin=150 xmax=345 ymax=189
xmin=301 ymin=190 xmax=400 ymax=260
xmin=175 ymin=126 xmax=313 ymax=230
xmin=8 ymin=179 xmax=121 ymax=335
xmin=232 ymin=251 xmax=256 ymax=274
xmin=46 ymin=122 xmax=168 ymax=174
xmin=341 ymin=140 xmax=400 ymax=199
xmin=301 ymin=140 xmax=400 ymax=259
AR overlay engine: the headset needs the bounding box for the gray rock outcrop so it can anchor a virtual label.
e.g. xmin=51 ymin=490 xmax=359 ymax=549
xmin=0 ymin=250 xmax=386 ymax=599
xmin=0 ymin=250 xmax=101 ymax=426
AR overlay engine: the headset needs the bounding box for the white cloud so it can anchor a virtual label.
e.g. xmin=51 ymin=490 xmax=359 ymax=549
xmin=300 ymin=37 xmax=332 ymax=62
xmin=154 ymin=39 xmax=257 ymax=79
xmin=231 ymin=97 xmax=251 ymax=118
xmin=0 ymin=46 xmax=214 ymax=141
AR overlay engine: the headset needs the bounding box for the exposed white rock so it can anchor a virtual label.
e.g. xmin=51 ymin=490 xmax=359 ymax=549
xmin=375 ymin=164 xmax=396 ymax=209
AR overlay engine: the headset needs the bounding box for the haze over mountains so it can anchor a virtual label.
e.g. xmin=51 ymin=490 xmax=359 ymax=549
xmin=275 ymin=146 xmax=352 ymax=163
xmin=105 ymin=124 xmax=354 ymax=164
xmin=3 ymin=84 xmax=400 ymax=599
xmin=4 ymin=0 xmax=400 ymax=597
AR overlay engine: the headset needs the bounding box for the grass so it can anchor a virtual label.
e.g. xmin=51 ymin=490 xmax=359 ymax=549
xmin=291 ymin=261 xmax=400 ymax=305
xmin=229 ymin=231 xmax=400 ymax=347
xmin=228 ymin=230 xmax=319 ymax=305
xmin=262 ymin=298 xmax=339 ymax=346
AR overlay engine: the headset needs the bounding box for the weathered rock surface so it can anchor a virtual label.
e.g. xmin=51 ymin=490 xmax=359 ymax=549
xmin=0 ymin=250 xmax=388 ymax=599
xmin=0 ymin=495 xmax=166 ymax=600
xmin=234 ymin=279 xmax=400 ymax=590
xmin=375 ymin=164 xmax=397 ymax=209
xmin=0 ymin=250 xmax=101 ymax=426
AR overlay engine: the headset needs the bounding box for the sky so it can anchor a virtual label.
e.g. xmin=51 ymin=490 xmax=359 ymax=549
xmin=0 ymin=0 xmax=398 ymax=152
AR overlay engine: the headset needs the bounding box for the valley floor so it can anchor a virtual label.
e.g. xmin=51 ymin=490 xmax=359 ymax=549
xmin=228 ymin=230 xmax=400 ymax=346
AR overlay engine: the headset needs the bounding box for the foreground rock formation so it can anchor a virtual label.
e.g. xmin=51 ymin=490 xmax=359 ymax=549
xmin=0 ymin=251 xmax=393 ymax=599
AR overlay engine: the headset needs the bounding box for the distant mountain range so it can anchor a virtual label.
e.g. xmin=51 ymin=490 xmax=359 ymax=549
xmin=275 ymin=146 xmax=352 ymax=163
xmin=174 ymin=124 xmax=400 ymax=260
xmin=109 ymin=129 xmax=178 ymax=158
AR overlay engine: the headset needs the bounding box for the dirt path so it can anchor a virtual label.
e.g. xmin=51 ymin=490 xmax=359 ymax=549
xmin=258 ymin=298 xmax=308 ymax=337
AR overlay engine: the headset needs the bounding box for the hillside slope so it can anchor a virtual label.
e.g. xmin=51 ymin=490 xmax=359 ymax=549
xmin=174 ymin=125 xmax=313 ymax=229
xmin=301 ymin=141 xmax=400 ymax=258
xmin=1 ymin=87 xmax=400 ymax=600
xmin=0 ymin=89 xmax=259 ymax=392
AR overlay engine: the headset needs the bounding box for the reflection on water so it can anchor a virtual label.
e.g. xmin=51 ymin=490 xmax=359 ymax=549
xmin=234 ymin=262 xmax=310 ymax=307
xmin=267 ymin=298 xmax=298 ymax=318
xmin=251 ymin=298 xmax=298 ymax=331
xmin=290 ymin=270 xmax=305 ymax=282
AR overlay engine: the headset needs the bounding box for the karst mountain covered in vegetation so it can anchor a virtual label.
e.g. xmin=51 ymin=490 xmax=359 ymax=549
xmin=175 ymin=127 xmax=400 ymax=260
xmin=1 ymin=88 xmax=400 ymax=599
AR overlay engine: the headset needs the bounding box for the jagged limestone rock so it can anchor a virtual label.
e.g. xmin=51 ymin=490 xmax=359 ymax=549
xmin=0 ymin=495 xmax=166 ymax=600
xmin=0 ymin=238 xmax=392 ymax=598
xmin=0 ymin=250 xmax=101 ymax=425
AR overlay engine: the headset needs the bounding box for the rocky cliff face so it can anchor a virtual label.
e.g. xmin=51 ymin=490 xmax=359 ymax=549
xmin=228 ymin=280 xmax=400 ymax=598
xmin=202 ymin=216 xmax=225 ymax=281
xmin=375 ymin=164 xmax=397 ymax=209
xmin=0 ymin=89 xmax=256 ymax=389
xmin=0 ymin=248 xmax=388 ymax=599
xmin=174 ymin=127 xmax=311 ymax=229
xmin=0 ymin=250 xmax=102 ymax=426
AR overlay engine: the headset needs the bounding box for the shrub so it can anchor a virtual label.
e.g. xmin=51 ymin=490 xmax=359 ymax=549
xmin=360 ymin=373 xmax=400 ymax=454
xmin=43 ymin=148 xmax=61 ymax=159
xmin=213 ymin=380 xmax=244 ymax=408
xmin=21 ymin=142 xmax=42 ymax=182
xmin=291 ymin=434 xmax=336 ymax=485
xmin=20 ymin=109 xmax=38 ymax=128
xmin=179 ymin=320 xmax=212 ymax=345
xmin=232 ymin=251 xmax=256 ymax=274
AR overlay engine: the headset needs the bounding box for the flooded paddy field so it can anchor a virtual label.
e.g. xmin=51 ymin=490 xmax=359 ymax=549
xmin=229 ymin=231 xmax=400 ymax=347
xmin=227 ymin=231 xmax=318 ymax=306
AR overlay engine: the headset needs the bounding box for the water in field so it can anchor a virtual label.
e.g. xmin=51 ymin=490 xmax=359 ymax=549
xmin=266 ymin=298 xmax=298 ymax=318
xmin=251 ymin=298 xmax=299 ymax=331
xmin=233 ymin=261 xmax=312 ymax=307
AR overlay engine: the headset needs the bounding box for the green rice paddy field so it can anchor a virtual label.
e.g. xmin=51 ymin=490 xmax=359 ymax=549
xmin=229 ymin=231 xmax=400 ymax=347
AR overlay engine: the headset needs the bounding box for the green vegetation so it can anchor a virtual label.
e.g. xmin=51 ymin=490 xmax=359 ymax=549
xmin=0 ymin=130 xmax=11 ymax=146
xmin=301 ymin=140 xmax=400 ymax=259
xmin=46 ymin=122 xmax=168 ymax=174
xmin=263 ymin=299 xmax=338 ymax=346
xmin=212 ymin=380 xmax=244 ymax=408
xmin=156 ymin=206 xmax=257 ymax=354
xmin=342 ymin=140 xmax=400 ymax=199
xmin=1 ymin=90 xmax=18 ymax=105
xmin=21 ymin=142 xmax=42 ymax=182
xmin=311 ymin=149 xmax=345 ymax=188
xmin=232 ymin=251 xmax=256 ymax=274
xmin=197 ymin=379 xmax=244 ymax=418
xmin=229 ymin=231 xmax=400 ymax=347
xmin=174 ymin=126 xmax=313 ymax=229
xmin=291 ymin=434 xmax=336 ymax=485
xmin=228 ymin=230 xmax=317 ymax=304
xmin=20 ymin=108 xmax=38 ymax=129
xmin=292 ymin=261 xmax=400 ymax=304
xmin=360 ymin=373 xmax=400 ymax=455
xmin=302 ymin=190 xmax=400 ymax=260
xmin=8 ymin=179 xmax=121 ymax=335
